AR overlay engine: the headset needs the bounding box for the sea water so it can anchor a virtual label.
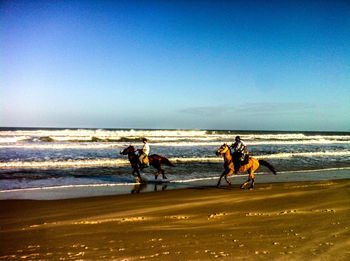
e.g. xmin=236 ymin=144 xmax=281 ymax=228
xmin=1 ymin=128 xmax=350 ymax=199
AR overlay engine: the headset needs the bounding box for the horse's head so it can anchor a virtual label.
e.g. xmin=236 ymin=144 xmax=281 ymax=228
xmin=120 ymin=145 xmax=135 ymax=155
xmin=216 ymin=143 xmax=229 ymax=156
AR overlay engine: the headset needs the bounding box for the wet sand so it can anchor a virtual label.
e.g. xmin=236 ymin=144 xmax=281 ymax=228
xmin=1 ymin=179 xmax=350 ymax=260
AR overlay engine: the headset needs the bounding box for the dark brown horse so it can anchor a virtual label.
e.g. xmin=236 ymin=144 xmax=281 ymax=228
xmin=120 ymin=145 xmax=175 ymax=182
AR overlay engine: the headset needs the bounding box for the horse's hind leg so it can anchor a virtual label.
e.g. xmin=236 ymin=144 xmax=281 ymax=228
xmin=154 ymin=172 xmax=159 ymax=179
xmin=240 ymin=169 xmax=252 ymax=189
xmin=240 ymin=180 xmax=249 ymax=189
xmin=160 ymin=167 xmax=167 ymax=179
xmin=154 ymin=165 xmax=167 ymax=180
xmin=248 ymin=177 xmax=255 ymax=190
xmin=152 ymin=162 xmax=161 ymax=180
xmin=248 ymin=168 xmax=256 ymax=189
xmin=240 ymin=169 xmax=255 ymax=189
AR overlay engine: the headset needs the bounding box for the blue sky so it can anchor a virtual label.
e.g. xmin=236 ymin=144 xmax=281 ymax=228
xmin=1 ymin=0 xmax=350 ymax=131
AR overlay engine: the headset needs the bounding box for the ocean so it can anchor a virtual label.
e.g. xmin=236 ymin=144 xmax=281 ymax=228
xmin=1 ymin=128 xmax=350 ymax=199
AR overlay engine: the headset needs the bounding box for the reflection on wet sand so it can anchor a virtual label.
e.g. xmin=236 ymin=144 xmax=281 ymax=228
xmin=131 ymin=183 xmax=168 ymax=194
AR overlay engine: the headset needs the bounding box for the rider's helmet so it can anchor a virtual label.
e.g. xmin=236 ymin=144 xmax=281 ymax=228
xmin=235 ymin=136 xmax=240 ymax=141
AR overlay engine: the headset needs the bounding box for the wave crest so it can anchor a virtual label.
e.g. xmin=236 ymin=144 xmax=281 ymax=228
xmin=1 ymin=150 xmax=349 ymax=169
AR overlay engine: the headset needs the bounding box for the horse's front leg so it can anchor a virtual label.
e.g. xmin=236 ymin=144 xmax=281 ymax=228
xmin=132 ymin=165 xmax=142 ymax=183
xmin=224 ymin=169 xmax=234 ymax=185
xmin=217 ymin=170 xmax=227 ymax=187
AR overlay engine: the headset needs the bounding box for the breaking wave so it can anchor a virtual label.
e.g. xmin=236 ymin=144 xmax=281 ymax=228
xmin=1 ymin=129 xmax=350 ymax=145
xmin=1 ymin=150 xmax=350 ymax=169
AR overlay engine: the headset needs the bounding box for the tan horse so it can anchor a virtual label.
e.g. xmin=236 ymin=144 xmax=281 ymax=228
xmin=216 ymin=144 xmax=276 ymax=189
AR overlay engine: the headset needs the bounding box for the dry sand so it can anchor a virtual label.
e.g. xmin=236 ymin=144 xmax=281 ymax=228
xmin=1 ymin=179 xmax=350 ymax=260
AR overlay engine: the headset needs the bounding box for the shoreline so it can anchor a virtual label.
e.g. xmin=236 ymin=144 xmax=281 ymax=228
xmin=1 ymin=168 xmax=350 ymax=200
xmin=1 ymin=178 xmax=350 ymax=260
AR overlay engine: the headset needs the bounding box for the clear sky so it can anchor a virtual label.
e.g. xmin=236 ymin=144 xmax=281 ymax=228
xmin=1 ymin=0 xmax=350 ymax=131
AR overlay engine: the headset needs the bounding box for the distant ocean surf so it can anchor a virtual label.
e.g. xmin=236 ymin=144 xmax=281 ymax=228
xmin=1 ymin=128 xmax=350 ymax=198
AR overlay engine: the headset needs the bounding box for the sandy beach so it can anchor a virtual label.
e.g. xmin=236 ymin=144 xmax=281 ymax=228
xmin=1 ymin=179 xmax=350 ymax=260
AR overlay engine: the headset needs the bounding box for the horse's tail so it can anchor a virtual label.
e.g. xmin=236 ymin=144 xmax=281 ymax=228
xmin=258 ymin=160 xmax=277 ymax=175
xmin=160 ymin=156 xmax=176 ymax=167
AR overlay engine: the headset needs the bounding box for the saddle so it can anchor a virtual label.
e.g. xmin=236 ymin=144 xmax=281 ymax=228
xmin=142 ymin=156 xmax=149 ymax=165
xmin=233 ymin=151 xmax=249 ymax=171
xmin=242 ymin=152 xmax=249 ymax=165
xmin=137 ymin=149 xmax=149 ymax=166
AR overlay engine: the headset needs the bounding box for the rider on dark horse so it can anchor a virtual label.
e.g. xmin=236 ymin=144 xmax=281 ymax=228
xmin=231 ymin=136 xmax=248 ymax=174
xmin=138 ymin=138 xmax=150 ymax=169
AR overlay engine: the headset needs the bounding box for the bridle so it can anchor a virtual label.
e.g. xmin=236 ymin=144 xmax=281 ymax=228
xmin=217 ymin=144 xmax=229 ymax=155
xmin=120 ymin=146 xmax=135 ymax=155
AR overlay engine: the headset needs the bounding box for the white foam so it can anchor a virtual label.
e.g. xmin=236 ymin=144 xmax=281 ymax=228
xmin=1 ymin=129 xmax=349 ymax=146
xmin=277 ymin=166 xmax=350 ymax=174
xmin=261 ymin=151 xmax=350 ymax=159
xmin=1 ymin=150 xmax=349 ymax=169
xmin=0 ymin=158 xmax=130 ymax=168
xmin=0 ymin=143 xmax=121 ymax=149
xmin=1 ymin=139 xmax=350 ymax=149
xmin=2 ymin=167 xmax=350 ymax=193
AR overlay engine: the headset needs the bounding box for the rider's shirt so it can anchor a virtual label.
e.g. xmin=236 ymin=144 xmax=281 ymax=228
xmin=232 ymin=140 xmax=246 ymax=153
xmin=143 ymin=143 xmax=150 ymax=155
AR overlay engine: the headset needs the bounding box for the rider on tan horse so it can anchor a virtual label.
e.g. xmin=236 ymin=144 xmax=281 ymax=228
xmin=216 ymin=144 xmax=276 ymax=189
xmin=231 ymin=136 xmax=247 ymax=173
